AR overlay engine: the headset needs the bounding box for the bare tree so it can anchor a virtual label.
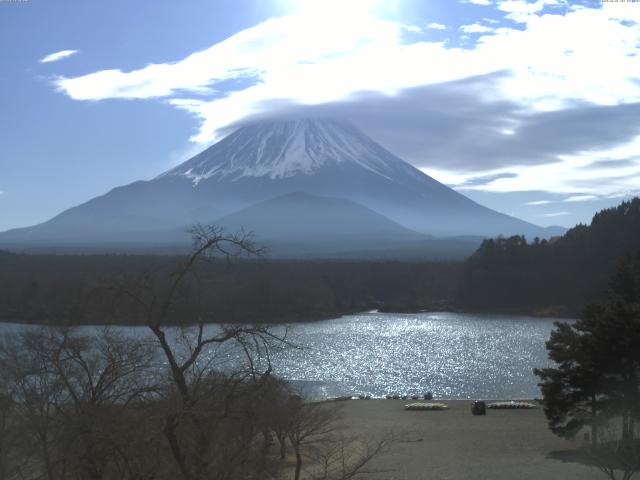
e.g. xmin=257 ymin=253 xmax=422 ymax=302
xmin=0 ymin=327 xmax=157 ymax=480
xmin=0 ymin=329 xmax=65 ymax=480
xmin=588 ymin=422 xmax=640 ymax=480
xmin=285 ymin=400 xmax=391 ymax=480
xmin=0 ymin=385 xmax=31 ymax=480
xmin=109 ymin=225 xmax=293 ymax=480
xmin=309 ymin=433 xmax=389 ymax=480
xmin=0 ymin=224 xmax=391 ymax=480
xmin=287 ymin=402 xmax=343 ymax=480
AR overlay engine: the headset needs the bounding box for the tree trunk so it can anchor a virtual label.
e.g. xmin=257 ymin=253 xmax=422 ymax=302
xmin=149 ymin=326 xmax=190 ymax=402
xmin=591 ymin=393 xmax=598 ymax=448
xmin=163 ymin=414 xmax=192 ymax=480
xmin=39 ymin=433 xmax=55 ymax=480
xmin=293 ymin=444 xmax=302 ymax=480
xmin=622 ymin=411 xmax=630 ymax=443
xmin=277 ymin=433 xmax=286 ymax=460
xmin=261 ymin=430 xmax=273 ymax=450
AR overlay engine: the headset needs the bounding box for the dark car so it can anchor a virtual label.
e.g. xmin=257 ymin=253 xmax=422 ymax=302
xmin=472 ymin=400 xmax=487 ymax=415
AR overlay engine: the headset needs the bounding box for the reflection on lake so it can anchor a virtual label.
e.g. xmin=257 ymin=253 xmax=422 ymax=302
xmin=270 ymin=311 xmax=560 ymax=399
xmin=0 ymin=311 xmax=563 ymax=400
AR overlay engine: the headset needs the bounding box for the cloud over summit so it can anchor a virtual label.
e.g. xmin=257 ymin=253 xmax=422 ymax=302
xmin=49 ymin=1 xmax=640 ymax=198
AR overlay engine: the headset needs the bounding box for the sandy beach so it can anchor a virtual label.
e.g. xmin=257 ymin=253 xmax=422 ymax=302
xmin=335 ymin=399 xmax=603 ymax=480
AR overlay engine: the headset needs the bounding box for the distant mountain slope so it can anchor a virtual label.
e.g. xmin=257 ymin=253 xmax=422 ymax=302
xmin=216 ymin=191 xmax=421 ymax=239
xmin=158 ymin=118 xmax=549 ymax=238
xmin=212 ymin=192 xmax=475 ymax=258
xmin=457 ymin=197 xmax=640 ymax=316
xmin=0 ymin=118 xmax=556 ymax=254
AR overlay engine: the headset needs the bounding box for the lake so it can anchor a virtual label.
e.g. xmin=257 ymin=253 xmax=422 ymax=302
xmin=0 ymin=311 xmax=563 ymax=400
xmin=271 ymin=311 xmax=560 ymax=400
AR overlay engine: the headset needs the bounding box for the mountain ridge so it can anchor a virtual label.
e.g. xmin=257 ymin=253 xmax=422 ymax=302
xmin=0 ymin=118 xmax=563 ymax=255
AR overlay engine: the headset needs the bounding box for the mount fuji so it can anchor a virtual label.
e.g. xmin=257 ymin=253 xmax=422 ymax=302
xmin=0 ymin=118 xmax=560 ymax=257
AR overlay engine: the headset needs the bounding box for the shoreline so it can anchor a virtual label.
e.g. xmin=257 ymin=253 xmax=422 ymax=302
xmin=0 ymin=306 xmax=576 ymax=328
xmin=335 ymin=399 xmax=602 ymax=480
xmin=327 ymin=396 xmax=542 ymax=402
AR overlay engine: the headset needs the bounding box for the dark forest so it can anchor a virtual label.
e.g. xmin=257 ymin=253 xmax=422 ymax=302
xmin=1 ymin=198 xmax=639 ymax=325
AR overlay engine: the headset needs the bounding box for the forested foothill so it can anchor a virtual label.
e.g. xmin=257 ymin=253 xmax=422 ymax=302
xmin=456 ymin=198 xmax=640 ymax=317
xmin=0 ymin=247 xmax=460 ymax=325
xmin=1 ymin=197 xmax=639 ymax=325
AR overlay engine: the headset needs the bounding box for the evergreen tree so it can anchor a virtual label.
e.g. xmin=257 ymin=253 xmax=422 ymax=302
xmin=534 ymin=321 xmax=604 ymax=447
xmin=535 ymin=252 xmax=640 ymax=448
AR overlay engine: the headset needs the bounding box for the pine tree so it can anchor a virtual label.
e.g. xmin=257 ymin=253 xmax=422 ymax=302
xmin=534 ymin=321 xmax=604 ymax=447
xmin=535 ymin=252 xmax=640 ymax=447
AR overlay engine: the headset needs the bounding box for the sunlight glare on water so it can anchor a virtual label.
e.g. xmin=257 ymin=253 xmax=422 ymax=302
xmin=268 ymin=311 xmax=559 ymax=399
xmin=0 ymin=311 xmax=560 ymax=400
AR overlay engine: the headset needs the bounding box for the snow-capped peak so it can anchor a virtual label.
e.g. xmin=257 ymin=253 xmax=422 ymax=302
xmin=160 ymin=118 xmax=412 ymax=184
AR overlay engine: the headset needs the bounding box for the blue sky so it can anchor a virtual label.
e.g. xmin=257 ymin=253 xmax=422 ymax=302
xmin=1 ymin=0 xmax=639 ymax=231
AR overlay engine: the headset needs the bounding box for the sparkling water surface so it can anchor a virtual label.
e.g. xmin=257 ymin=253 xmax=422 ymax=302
xmin=269 ymin=311 xmax=559 ymax=399
xmin=0 ymin=311 xmax=562 ymax=400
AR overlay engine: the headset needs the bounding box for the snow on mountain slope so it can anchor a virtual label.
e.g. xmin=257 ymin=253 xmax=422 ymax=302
xmin=159 ymin=118 xmax=412 ymax=182
xmin=153 ymin=117 xmax=544 ymax=237
xmin=0 ymin=117 xmax=560 ymax=252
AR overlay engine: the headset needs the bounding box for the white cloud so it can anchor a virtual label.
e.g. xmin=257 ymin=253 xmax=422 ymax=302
xmin=543 ymin=211 xmax=570 ymax=217
xmin=54 ymin=4 xmax=640 ymax=128
xmin=426 ymin=22 xmax=447 ymax=30
xmin=51 ymin=3 xmax=640 ymax=197
xmin=497 ymin=0 xmax=563 ymax=23
xmin=497 ymin=0 xmax=558 ymax=14
xmin=40 ymin=50 xmax=78 ymax=63
xmin=525 ymin=200 xmax=552 ymax=205
xmin=564 ymin=195 xmax=598 ymax=202
xmin=457 ymin=153 xmax=640 ymax=198
xmin=55 ymin=14 xmax=411 ymax=103
xmin=460 ymin=23 xmax=495 ymax=33
xmin=462 ymin=0 xmax=493 ymax=5
xmin=441 ymin=131 xmax=640 ymax=197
